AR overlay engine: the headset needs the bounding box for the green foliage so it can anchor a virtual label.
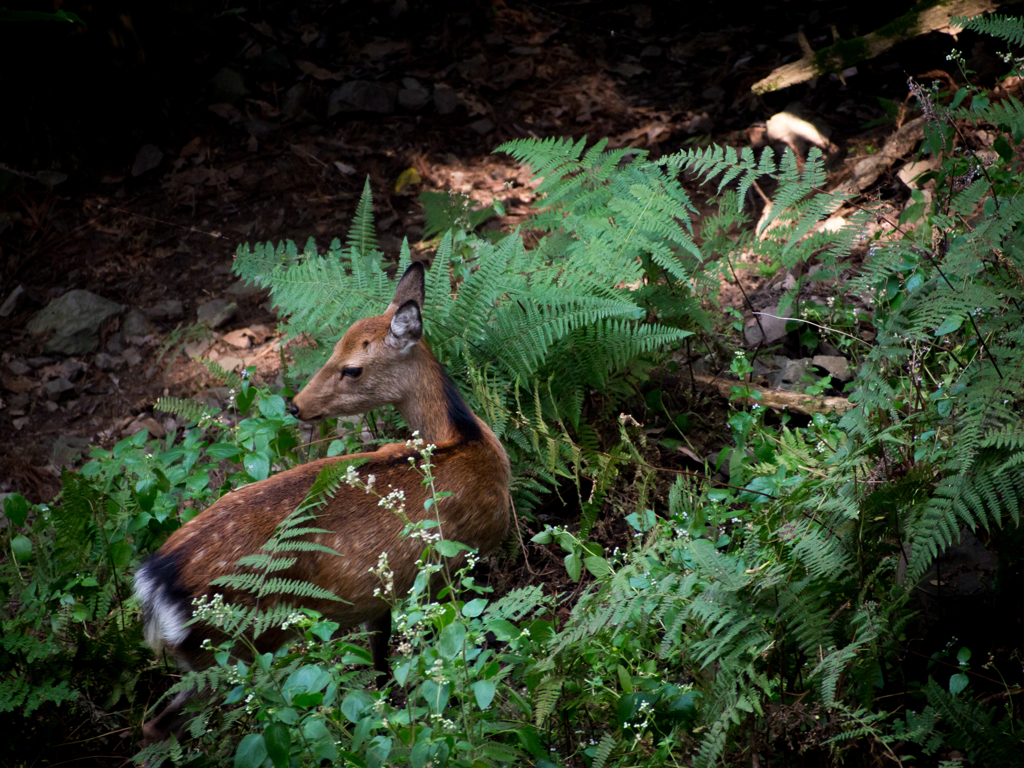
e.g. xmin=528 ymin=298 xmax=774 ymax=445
xmin=0 ymin=376 xmax=302 ymax=759
xmin=8 ymin=20 xmax=1024 ymax=765
xmin=138 ymin=444 xmax=551 ymax=768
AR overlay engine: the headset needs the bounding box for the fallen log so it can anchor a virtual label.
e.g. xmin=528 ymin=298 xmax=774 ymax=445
xmin=692 ymin=374 xmax=854 ymax=415
xmin=752 ymin=0 xmax=999 ymax=94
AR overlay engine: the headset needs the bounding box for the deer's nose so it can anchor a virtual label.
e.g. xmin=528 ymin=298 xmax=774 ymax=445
xmin=288 ymin=401 xmax=300 ymax=417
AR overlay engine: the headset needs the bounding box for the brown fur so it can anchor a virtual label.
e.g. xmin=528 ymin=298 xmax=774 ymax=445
xmin=138 ymin=262 xmax=510 ymax=743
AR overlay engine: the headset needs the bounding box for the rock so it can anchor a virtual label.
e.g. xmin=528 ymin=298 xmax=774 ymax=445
xmin=8 ymin=391 xmax=29 ymax=414
xmin=208 ymin=67 xmax=249 ymax=103
xmin=93 ymin=352 xmax=122 ymax=371
xmin=282 ymin=82 xmax=308 ymax=120
xmin=185 ymin=338 xmax=214 ymax=359
xmin=225 ymin=279 xmax=266 ymax=298
xmin=122 ymin=308 xmax=151 ymax=336
xmin=899 ymin=529 xmax=999 ymax=624
xmin=43 ymin=376 xmax=75 ymax=400
xmin=898 ymin=158 xmax=939 ymax=190
xmin=196 ymin=387 xmax=231 ymax=409
xmin=123 ymin=347 xmax=143 ymax=367
xmin=470 ymin=118 xmax=495 ymax=134
xmin=744 ymin=306 xmax=792 ymax=346
xmin=6 ymin=359 xmax=30 ymax=375
xmin=433 ymin=84 xmax=463 ymax=115
xmin=0 ymin=285 xmax=25 ymax=317
xmin=811 ymin=354 xmax=851 ymax=381
xmin=328 ymin=81 xmax=397 ymax=115
xmin=771 ymin=358 xmax=816 ymax=390
xmin=106 ymin=331 xmax=125 ymax=354
xmin=26 ymin=289 xmax=124 ymax=355
xmin=25 ymin=356 xmax=54 ymax=368
xmin=50 ymin=434 xmax=91 ymax=470
xmin=249 ymin=50 xmax=291 ymax=81
xmin=398 ymin=78 xmax=431 ymax=110
xmin=197 ymin=299 xmax=237 ymax=329
xmin=244 ymin=120 xmax=278 ymax=140
xmin=143 ymin=299 xmax=185 ymax=321
xmin=131 ymin=144 xmax=164 ymax=177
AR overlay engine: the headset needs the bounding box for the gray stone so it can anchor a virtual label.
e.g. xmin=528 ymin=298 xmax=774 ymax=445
xmin=771 ymin=358 xmax=817 ymax=391
xmin=123 ymin=347 xmax=143 ymax=367
xmin=25 ymin=356 xmax=54 ymax=368
xmin=433 ymin=85 xmax=463 ymax=115
xmin=50 ymin=434 xmax=90 ymax=470
xmin=106 ymin=331 xmax=125 ymax=354
xmin=122 ymin=308 xmax=151 ymax=337
xmin=470 ymin=118 xmax=495 ymax=134
xmin=131 ymin=144 xmax=164 ymax=177
xmin=225 ymin=279 xmax=266 ymax=298
xmin=0 ymin=285 xmax=25 ymax=317
xmin=811 ymin=355 xmax=851 ymax=381
xmin=6 ymin=359 xmax=30 ymax=375
xmin=209 ymin=67 xmax=249 ymax=103
xmin=185 ymin=338 xmax=214 ymax=358
xmin=328 ymin=81 xmax=397 ymax=115
xmin=398 ymin=78 xmax=431 ymax=110
xmin=244 ymin=120 xmax=278 ymax=140
xmin=282 ymin=83 xmax=307 ymax=121
xmin=744 ymin=306 xmax=792 ymax=346
xmin=249 ymin=50 xmax=291 ymax=81
xmin=43 ymin=376 xmax=75 ymax=401
xmin=26 ymin=290 xmax=124 ymax=355
xmin=196 ymin=386 xmax=231 ymax=409
xmin=143 ymin=299 xmax=184 ymax=321
xmin=93 ymin=352 xmax=122 ymax=371
xmin=196 ymin=299 xmax=237 ymax=329
xmin=36 ymin=170 xmax=68 ymax=187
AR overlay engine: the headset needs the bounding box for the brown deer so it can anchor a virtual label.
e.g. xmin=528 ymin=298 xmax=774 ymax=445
xmin=135 ymin=261 xmax=511 ymax=744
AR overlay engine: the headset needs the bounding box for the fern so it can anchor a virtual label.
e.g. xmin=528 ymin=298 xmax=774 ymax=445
xmin=155 ymin=396 xmax=220 ymax=425
xmin=590 ymin=732 xmax=617 ymax=768
xmin=954 ymin=13 xmax=1024 ymax=46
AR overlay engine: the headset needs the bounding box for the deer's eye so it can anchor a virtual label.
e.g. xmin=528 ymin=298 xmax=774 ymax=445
xmin=342 ymin=366 xmax=363 ymax=379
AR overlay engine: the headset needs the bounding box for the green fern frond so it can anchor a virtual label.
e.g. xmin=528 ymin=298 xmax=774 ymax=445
xmin=955 ymin=13 xmax=1024 ymax=46
xmin=155 ymin=396 xmax=220 ymax=424
xmin=346 ymin=177 xmax=379 ymax=258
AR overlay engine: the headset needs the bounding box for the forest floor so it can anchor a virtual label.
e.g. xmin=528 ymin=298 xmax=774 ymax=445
xmin=5 ymin=0 xmax=1012 ymax=500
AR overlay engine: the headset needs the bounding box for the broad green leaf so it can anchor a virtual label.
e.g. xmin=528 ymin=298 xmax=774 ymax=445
xmin=934 ymin=315 xmax=963 ymax=336
xmin=264 ymin=722 xmax=291 ymax=768
xmin=472 ymin=679 xmax=496 ymax=710
xmin=233 ymin=733 xmax=267 ymax=768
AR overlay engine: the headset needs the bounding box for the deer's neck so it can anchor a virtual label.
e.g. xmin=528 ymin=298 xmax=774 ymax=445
xmin=397 ymin=346 xmax=483 ymax=446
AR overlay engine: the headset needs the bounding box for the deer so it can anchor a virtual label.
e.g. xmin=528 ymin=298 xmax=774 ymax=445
xmin=134 ymin=261 xmax=511 ymax=744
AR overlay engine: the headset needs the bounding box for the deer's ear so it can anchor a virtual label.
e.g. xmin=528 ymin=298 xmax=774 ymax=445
xmin=389 ymin=261 xmax=425 ymax=311
xmin=386 ymin=300 xmax=422 ymax=352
